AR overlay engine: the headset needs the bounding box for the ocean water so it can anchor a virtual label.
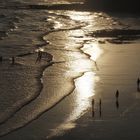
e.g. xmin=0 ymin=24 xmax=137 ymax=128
xmin=0 ymin=0 xmax=140 ymax=138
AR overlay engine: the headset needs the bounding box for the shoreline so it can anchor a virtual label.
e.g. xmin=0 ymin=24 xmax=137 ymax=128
xmin=47 ymin=42 xmax=140 ymax=140
xmin=0 ymin=16 xmax=92 ymax=137
xmin=1 ymin=7 xmax=140 ymax=140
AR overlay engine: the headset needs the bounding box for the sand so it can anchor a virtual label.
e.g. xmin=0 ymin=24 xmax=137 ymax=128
xmin=49 ymin=42 xmax=140 ymax=140
xmin=1 ymin=40 xmax=140 ymax=140
xmin=1 ymin=5 xmax=140 ymax=140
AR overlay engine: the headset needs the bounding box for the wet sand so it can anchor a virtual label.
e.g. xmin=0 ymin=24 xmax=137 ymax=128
xmin=48 ymin=42 xmax=140 ymax=140
xmin=1 ymin=40 xmax=140 ymax=140
xmin=1 ymin=3 xmax=140 ymax=139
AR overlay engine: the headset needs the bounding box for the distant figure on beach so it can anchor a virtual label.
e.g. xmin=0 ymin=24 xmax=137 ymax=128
xmin=92 ymin=99 xmax=95 ymax=117
xmin=36 ymin=50 xmax=53 ymax=63
xmin=115 ymin=90 xmax=119 ymax=99
xmin=115 ymin=90 xmax=119 ymax=110
xmin=99 ymin=99 xmax=102 ymax=117
xmin=36 ymin=51 xmax=42 ymax=63
xmin=0 ymin=56 xmax=2 ymax=62
xmin=137 ymin=78 xmax=140 ymax=91
xmin=11 ymin=56 xmax=15 ymax=65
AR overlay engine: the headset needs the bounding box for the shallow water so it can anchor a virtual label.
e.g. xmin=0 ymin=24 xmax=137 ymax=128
xmin=0 ymin=0 xmax=140 ymax=138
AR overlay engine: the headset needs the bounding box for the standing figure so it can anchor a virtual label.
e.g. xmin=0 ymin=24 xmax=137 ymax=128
xmin=12 ymin=56 xmax=15 ymax=65
xmin=92 ymin=99 xmax=95 ymax=117
xmin=115 ymin=90 xmax=119 ymax=110
xmin=36 ymin=51 xmax=42 ymax=63
xmin=137 ymin=78 xmax=140 ymax=91
xmin=0 ymin=56 xmax=2 ymax=62
xmin=99 ymin=99 xmax=102 ymax=117
xmin=115 ymin=90 xmax=119 ymax=99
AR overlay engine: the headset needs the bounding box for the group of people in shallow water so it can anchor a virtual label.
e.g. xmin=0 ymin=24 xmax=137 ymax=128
xmin=35 ymin=50 xmax=53 ymax=63
xmin=91 ymin=77 xmax=140 ymax=118
xmin=0 ymin=50 xmax=53 ymax=65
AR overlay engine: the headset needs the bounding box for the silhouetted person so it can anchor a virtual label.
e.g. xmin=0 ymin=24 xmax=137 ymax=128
xmin=92 ymin=99 xmax=95 ymax=117
xmin=99 ymin=99 xmax=102 ymax=117
xmin=36 ymin=51 xmax=42 ymax=63
xmin=115 ymin=90 xmax=119 ymax=99
xmin=137 ymin=78 xmax=140 ymax=91
xmin=11 ymin=57 xmax=15 ymax=65
xmin=115 ymin=90 xmax=120 ymax=110
xmin=0 ymin=56 xmax=2 ymax=63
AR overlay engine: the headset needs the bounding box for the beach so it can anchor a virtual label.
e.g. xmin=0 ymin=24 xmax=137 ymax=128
xmin=49 ymin=43 xmax=140 ymax=140
xmin=1 ymin=38 xmax=140 ymax=140
xmin=1 ymin=0 xmax=140 ymax=140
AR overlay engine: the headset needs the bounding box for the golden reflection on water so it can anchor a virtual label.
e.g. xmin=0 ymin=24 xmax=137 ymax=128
xmin=82 ymin=42 xmax=103 ymax=61
xmin=67 ymin=43 xmax=102 ymax=122
xmin=47 ymin=72 xmax=99 ymax=139
xmin=63 ymin=12 xmax=103 ymax=121
xmin=65 ymin=42 xmax=102 ymax=123
xmin=54 ymin=21 xmax=63 ymax=29
xmin=67 ymin=11 xmax=92 ymax=21
xmin=68 ymin=72 xmax=98 ymax=122
xmin=48 ymin=11 xmax=103 ymax=138
xmin=66 ymin=43 xmax=102 ymax=123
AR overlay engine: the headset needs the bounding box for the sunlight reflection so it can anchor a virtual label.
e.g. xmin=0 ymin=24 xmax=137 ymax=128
xmin=82 ymin=42 xmax=103 ymax=61
xmin=68 ymin=72 xmax=99 ymax=122
xmin=47 ymin=72 xmax=99 ymax=139
xmin=69 ymin=30 xmax=84 ymax=38
xmin=67 ymin=11 xmax=92 ymax=21
xmin=54 ymin=21 xmax=63 ymax=29
xmin=66 ymin=57 xmax=93 ymax=73
xmin=64 ymin=42 xmax=102 ymax=123
xmin=46 ymin=10 xmax=104 ymax=139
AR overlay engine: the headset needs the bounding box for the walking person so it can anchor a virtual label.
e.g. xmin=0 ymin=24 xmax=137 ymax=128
xmin=11 ymin=56 xmax=15 ymax=65
xmin=99 ymin=99 xmax=102 ymax=117
xmin=115 ymin=90 xmax=119 ymax=109
xmin=92 ymin=98 xmax=95 ymax=117
xmin=137 ymin=78 xmax=140 ymax=91
xmin=115 ymin=90 xmax=119 ymax=99
xmin=36 ymin=51 xmax=42 ymax=63
xmin=0 ymin=56 xmax=2 ymax=63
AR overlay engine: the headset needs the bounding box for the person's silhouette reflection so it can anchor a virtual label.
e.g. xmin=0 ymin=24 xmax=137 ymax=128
xmin=116 ymin=100 xmax=119 ymax=109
